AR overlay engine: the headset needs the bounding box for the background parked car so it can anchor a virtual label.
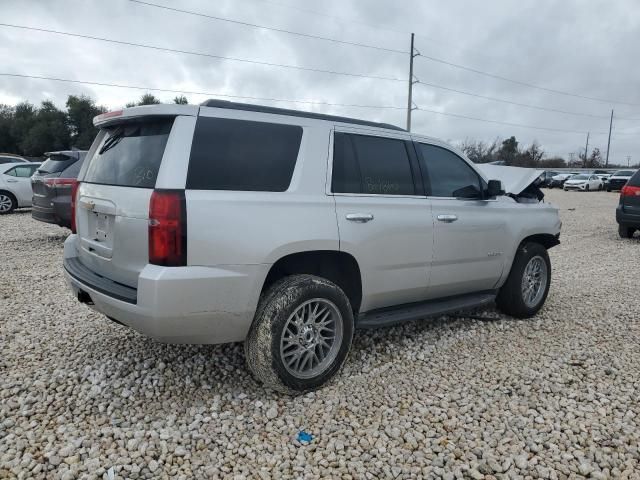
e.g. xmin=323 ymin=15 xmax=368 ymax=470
xmin=550 ymin=172 xmax=580 ymax=188
xmin=606 ymin=170 xmax=637 ymax=192
xmin=0 ymin=162 xmax=41 ymax=214
xmin=539 ymin=170 xmax=560 ymax=188
xmin=0 ymin=153 xmax=30 ymax=164
xmin=616 ymin=170 xmax=640 ymax=238
xmin=31 ymin=151 xmax=87 ymax=228
xmin=564 ymin=174 xmax=603 ymax=192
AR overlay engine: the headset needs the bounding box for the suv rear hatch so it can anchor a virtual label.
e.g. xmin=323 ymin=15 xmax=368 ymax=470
xmin=32 ymin=152 xmax=80 ymax=200
xmin=75 ymin=117 xmax=175 ymax=288
xmin=620 ymin=170 xmax=640 ymax=217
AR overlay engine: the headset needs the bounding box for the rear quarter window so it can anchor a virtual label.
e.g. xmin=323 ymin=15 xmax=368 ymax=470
xmin=186 ymin=117 xmax=303 ymax=192
xmin=83 ymin=118 xmax=174 ymax=188
xmin=628 ymin=170 xmax=640 ymax=187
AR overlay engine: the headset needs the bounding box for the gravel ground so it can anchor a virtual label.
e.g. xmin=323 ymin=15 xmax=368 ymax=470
xmin=1 ymin=190 xmax=639 ymax=480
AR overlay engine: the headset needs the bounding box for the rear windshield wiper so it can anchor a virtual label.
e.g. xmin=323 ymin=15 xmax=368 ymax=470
xmin=99 ymin=127 xmax=125 ymax=155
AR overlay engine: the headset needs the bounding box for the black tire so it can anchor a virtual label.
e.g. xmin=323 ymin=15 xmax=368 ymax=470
xmin=0 ymin=191 xmax=16 ymax=214
xmin=586 ymin=184 xmax=590 ymax=191
xmin=245 ymin=274 xmax=354 ymax=393
xmin=618 ymin=224 xmax=636 ymax=239
xmin=496 ymin=242 xmax=551 ymax=318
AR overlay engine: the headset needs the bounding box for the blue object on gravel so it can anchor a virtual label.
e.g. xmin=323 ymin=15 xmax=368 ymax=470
xmin=297 ymin=431 xmax=313 ymax=443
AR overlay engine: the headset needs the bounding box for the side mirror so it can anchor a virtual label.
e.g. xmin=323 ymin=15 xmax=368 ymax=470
xmin=487 ymin=179 xmax=504 ymax=198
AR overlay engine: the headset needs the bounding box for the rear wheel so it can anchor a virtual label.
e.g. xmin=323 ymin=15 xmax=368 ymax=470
xmin=0 ymin=192 xmax=16 ymax=214
xmin=496 ymin=242 xmax=551 ymax=318
xmin=245 ymin=274 xmax=354 ymax=393
xmin=618 ymin=224 xmax=636 ymax=239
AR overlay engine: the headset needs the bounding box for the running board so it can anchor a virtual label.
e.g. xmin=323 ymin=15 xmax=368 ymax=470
xmin=357 ymin=291 xmax=497 ymax=329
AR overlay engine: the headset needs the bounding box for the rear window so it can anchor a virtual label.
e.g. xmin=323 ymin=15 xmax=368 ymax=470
xmin=628 ymin=170 xmax=640 ymax=187
xmin=83 ymin=118 xmax=174 ymax=188
xmin=613 ymin=170 xmax=634 ymax=177
xmin=37 ymin=155 xmax=76 ymax=174
xmin=61 ymin=158 xmax=84 ymax=179
xmin=186 ymin=117 xmax=302 ymax=192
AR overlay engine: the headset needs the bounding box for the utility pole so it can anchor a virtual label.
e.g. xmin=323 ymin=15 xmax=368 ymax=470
xmin=605 ymin=109 xmax=613 ymax=167
xmin=583 ymin=132 xmax=590 ymax=167
xmin=406 ymin=33 xmax=418 ymax=131
xmin=628 ymin=155 xmax=632 ymax=167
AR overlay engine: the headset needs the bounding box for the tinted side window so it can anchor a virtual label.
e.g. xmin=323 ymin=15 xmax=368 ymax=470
xmin=332 ymin=133 xmax=361 ymax=193
xmin=628 ymin=170 xmax=640 ymax=187
xmin=187 ymin=117 xmax=303 ymax=192
xmin=332 ymin=133 xmax=415 ymax=195
xmin=418 ymin=144 xmax=481 ymax=197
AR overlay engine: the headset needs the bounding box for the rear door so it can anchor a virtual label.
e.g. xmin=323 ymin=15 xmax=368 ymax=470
xmin=332 ymin=129 xmax=433 ymax=312
xmin=76 ymin=116 xmax=189 ymax=288
xmin=415 ymin=142 xmax=508 ymax=299
xmin=622 ymin=170 xmax=640 ymax=216
xmin=2 ymin=164 xmax=38 ymax=205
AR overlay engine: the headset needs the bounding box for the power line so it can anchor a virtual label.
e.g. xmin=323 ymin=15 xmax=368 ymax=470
xmin=416 ymin=81 xmax=612 ymax=119
xmin=415 ymin=54 xmax=640 ymax=107
xmin=0 ymin=23 xmax=406 ymax=83
xmin=0 ymin=72 xmax=407 ymax=110
xmin=415 ymin=107 xmax=595 ymax=134
xmin=128 ymin=0 xmax=407 ymax=55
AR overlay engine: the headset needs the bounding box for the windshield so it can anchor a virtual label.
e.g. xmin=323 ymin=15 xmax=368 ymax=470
xmin=83 ymin=118 xmax=174 ymax=188
xmin=571 ymin=175 xmax=588 ymax=180
xmin=613 ymin=170 xmax=634 ymax=177
xmin=37 ymin=155 xmax=76 ymax=174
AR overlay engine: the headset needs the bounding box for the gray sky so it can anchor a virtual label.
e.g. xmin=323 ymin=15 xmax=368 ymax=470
xmin=1 ymin=0 xmax=639 ymax=164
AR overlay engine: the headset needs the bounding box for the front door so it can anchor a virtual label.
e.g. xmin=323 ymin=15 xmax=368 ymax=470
xmin=2 ymin=164 xmax=38 ymax=206
xmin=414 ymin=142 xmax=508 ymax=299
xmin=331 ymin=130 xmax=433 ymax=312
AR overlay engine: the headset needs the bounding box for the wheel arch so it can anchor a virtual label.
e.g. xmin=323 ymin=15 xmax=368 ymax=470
xmin=520 ymin=233 xmax=560 ymax=250
xmin=261 ymin=250 xmax=363 ymax=314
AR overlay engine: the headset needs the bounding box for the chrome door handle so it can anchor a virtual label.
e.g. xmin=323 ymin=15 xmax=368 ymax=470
xmin=437 ymin=214 xmax=458 ymax=223
xmin=346 ymin=213 xmax=374 ymax=223
xmin=6 ymin=179 xmax=18 ymax=183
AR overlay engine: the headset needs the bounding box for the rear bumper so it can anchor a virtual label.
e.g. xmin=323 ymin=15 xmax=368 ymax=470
xmin=616 ymin=205 xmax=640 ymax=227
xmin=31 ymin=198 xmax=71 ymax=228
xmin=63 ymin=235 xmax=267 ymax=344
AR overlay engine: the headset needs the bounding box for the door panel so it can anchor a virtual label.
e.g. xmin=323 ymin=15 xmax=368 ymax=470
xmin=336 ymin=195 xmax=433 ymax=311
xmin=429 ymin=198 xmax=508 ymax=298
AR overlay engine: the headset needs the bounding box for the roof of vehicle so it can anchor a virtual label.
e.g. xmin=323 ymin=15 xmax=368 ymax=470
xmin=0 ymin=153 xmax=28 ymax=161
xmin=199 ymin=99 xmax=406 ymax=132
xmin=44 ymin=150 xmax=87 ymax=160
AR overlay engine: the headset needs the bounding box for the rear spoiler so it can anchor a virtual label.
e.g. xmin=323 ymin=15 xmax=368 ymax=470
xmin=93 ymin=104 xmax=199 ymax=127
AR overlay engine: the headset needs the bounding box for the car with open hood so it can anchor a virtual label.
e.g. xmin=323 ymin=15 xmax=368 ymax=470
xmin=63 ymin=101 xmax=561 ymax=392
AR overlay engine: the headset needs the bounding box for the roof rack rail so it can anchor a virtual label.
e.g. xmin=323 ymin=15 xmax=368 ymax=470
xmin=200 ymin=99 xmax=405 ymax=132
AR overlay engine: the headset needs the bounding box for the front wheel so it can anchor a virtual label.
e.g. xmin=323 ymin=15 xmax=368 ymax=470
xmin=245 ymin=274 xmax=354 ymax=393
xmin=496 ymin=242 xmax=551 ymax=318
xmin=585 ymin=184 xmax=590 ymax=191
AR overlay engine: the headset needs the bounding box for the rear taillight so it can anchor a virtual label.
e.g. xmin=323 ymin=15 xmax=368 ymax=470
xmin=45 ymin=177 xmax=77 ymax=187
xmin=148 ymin=190 xmax=187 ymax=267
xmin=70 ymin=180 xmax=80 ymax=233
xmin=621 ymin=185 xmax=640 ymax=197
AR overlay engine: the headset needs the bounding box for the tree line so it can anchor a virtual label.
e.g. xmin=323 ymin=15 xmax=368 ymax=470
xmin=0 ymin=93 xmax=186 ymax=157
xmin=0 ymin=93 xmax=634 ymax=168
xmin=458 ymin=136 xmax=629 ymax=169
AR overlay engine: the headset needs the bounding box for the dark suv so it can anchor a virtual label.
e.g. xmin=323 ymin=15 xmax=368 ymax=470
xmin=31 ymin=151 xmax=86 ymax=228
xmin=616 ymin=170 xmax=640 ymax=238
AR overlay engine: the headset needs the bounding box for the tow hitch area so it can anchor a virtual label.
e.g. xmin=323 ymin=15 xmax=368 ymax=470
xmin=77 ymin=290 xmax=94 ymax=305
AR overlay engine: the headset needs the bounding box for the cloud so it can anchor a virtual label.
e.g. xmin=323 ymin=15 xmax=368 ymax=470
xmin=0 ymin=0 xmax=638 ymax=162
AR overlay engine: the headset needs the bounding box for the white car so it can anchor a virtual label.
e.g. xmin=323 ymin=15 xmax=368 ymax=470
xmin=0 ymin=162 xmax=41 ymax=214
xmin=63 ymin=101 xmax=561 ymax=392
xmin=563 ymin=174 xmax=603 ymax=191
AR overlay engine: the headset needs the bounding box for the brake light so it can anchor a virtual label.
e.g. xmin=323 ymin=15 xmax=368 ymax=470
xmin=44 ymin=177 xmax=77 ymax=187
xmin=621 ymin=185 xmax=640 ymax=197
xmin=148 ymin=190 xmax=187 ymax=266
xmin=70 ymin=180 xmax=80 ymax=234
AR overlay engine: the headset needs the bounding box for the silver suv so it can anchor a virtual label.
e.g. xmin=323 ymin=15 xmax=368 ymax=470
xmin=64 ymin=101 xmax=561 ymax=392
